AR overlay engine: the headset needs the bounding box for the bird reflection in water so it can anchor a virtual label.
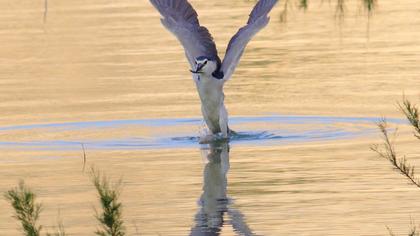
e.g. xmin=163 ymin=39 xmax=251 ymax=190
xmin=190 ymin=142 xmax=255 ymax=236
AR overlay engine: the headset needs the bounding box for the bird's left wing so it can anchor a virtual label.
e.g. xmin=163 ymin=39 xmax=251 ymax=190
xmin=221 ymin=0 xmax=278 ymax=80
xmin=150 ymin=0 xmax=220 ymax=68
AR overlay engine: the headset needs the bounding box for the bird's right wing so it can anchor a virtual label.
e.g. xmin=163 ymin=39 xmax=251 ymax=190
xmin=150 ymin=0 xmax=220 ymax=68
xmin=221 ymin=0 xmax=278 ymax=80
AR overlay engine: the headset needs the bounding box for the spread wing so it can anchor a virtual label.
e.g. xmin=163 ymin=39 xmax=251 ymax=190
xmin=221 ymin=0 xmax=278 ymax=80
xmin=150 ymin=0 xmax=220 ymax=68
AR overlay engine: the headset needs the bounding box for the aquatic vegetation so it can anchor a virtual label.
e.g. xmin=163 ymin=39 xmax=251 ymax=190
xmin=372 ymin=98 xmax=420 ymax=235
xmin=371 ymin=119 xmax=420 ymax=188
xmin=372 ymin=98 xmax=420 ymax=186
xmin=399 ymin=98 xmax=420 ymax=140
xmin=271 ymin=0 xmax=377 ymax=22
xmin=46 ymin=219 xmax=66 ymax=236
xmin=363 ymin=0 xmax=377 ymax=13
xmin=387 ymin=221 xmax=419 ymax=236
xmin=4 ymin=182 xmax=67 ymax=236
xmin=298 ymin=0 xmax=377 ymax=13
xmin=4 ymin=181 xmax=43 ymax=236
xmin=4 ymin=169 xmax=125 ymax=236
xmin=91 ymin=168 xmax=125 ymax=236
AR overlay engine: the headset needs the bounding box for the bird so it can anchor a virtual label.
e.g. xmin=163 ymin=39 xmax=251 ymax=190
xmin=150 ymin=0 xmax=278 ymax=139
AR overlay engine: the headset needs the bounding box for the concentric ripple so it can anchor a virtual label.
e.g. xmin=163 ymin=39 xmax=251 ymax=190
xmin=0 ymin=116 xmax=405 ymax=150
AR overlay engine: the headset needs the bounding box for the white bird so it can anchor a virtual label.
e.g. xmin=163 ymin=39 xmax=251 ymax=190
xmin=150 ymin=0 xmax=278 ymax=139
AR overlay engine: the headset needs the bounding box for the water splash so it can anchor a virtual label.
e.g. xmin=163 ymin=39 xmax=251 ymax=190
xmin=0 ymin=115 xmax=406 ymax=150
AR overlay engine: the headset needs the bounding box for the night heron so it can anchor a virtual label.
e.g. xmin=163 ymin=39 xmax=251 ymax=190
xmin=150 ymin=0 xmax=278 ymax=139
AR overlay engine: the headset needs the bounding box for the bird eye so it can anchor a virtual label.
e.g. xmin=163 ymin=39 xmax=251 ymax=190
xmin=204 ymin=60 xmax=208 ymax=65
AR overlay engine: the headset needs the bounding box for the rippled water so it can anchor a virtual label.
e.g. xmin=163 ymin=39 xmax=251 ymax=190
xmin=0 ymin=0 xmax=420 ymax=235
xmin=0 ymin=115 xmax=405 ymax=150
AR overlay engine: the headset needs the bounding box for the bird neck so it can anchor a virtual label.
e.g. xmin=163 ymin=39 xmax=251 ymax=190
xmin=212 ymin=70 xmax=224 ymax=80
xmin=211 ymin=59 xmax=224 ymax=80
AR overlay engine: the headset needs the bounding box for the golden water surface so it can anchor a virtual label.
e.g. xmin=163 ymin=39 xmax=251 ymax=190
xmin=0 ymin=0 xmax=419 ymax=235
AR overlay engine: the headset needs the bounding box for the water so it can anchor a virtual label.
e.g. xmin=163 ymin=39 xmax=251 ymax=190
xmin=0 ymin=0 xmax=420 ymax=235
xmin=0 ymin=115 xmax=406 ymax=150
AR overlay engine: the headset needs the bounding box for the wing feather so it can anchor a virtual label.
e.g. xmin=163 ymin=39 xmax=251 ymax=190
xmin=150 ymin=0 xmax=220 ymax=67
xmin=221 ymin=0 xmax=278 ymax=80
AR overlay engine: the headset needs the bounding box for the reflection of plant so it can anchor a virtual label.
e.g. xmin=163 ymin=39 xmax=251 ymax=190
xmin=372 ymin=98 xmax=420 ymax=235
xmin=298 ymin=0 xmax=377 ymax=13
xmin=253 ymin=0 xmax=377 ymax=22
xmin=387 ymin=220 xmax=419 ymax=236
xmin=4 ymin=169 xmax=125 ymax=236
xmin=363 ymin=0 xmax=377 ymax=13
xmin=46 ymin=218 xmax=66 ymax=236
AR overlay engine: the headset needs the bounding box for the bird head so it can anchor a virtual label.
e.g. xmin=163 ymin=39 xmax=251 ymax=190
xmin=190 ymin=56 xmax=217 ymax=76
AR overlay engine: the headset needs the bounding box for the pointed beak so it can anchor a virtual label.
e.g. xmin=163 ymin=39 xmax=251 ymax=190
xmin=190 ymin=63 xmax=204 ymax=74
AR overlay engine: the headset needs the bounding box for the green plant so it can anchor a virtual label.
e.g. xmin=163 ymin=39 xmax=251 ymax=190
xmin=399 ymin=98 xmax=420 ymax=140
xmin=91 ymin=168 xmax=125 ymax=236
xmin=5 ymin=181 xmax=42 ymax=236
xmin=371 ymin=119 xmax=420 ymax=188
xmin=387 ymin=222 xmax=419 ymax=236
xmin=5 ymin=167 xmax=128 ymax=236
xmin=46 ymin=216 xmax=66 ymax=236
xmin=372 ymin=98 xmax=420 ymax=235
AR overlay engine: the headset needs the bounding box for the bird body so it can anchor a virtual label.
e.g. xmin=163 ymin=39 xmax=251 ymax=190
xmin=194 ymin=72 xmax=226 ymax=134
xmin=150 ymin=0 xmax=278 ymax=138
